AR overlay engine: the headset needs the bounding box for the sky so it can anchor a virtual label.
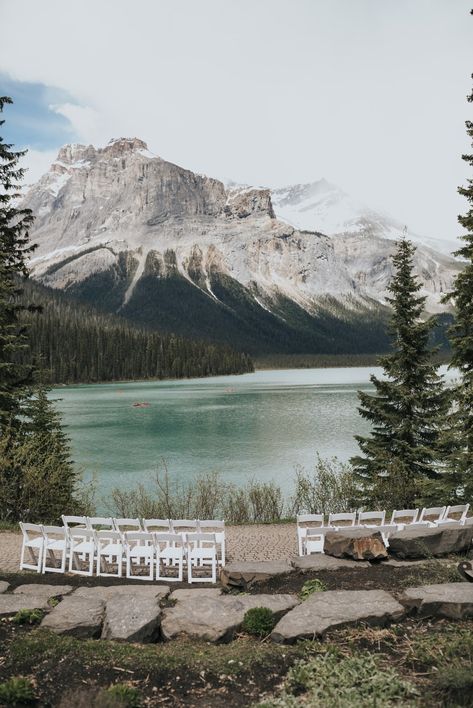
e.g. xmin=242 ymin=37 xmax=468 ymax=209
xmin=0 ymin=0 xmax=471 ymax=242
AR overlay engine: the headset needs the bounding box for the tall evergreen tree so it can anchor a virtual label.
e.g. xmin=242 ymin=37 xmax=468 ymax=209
xmin=0 ymin=97 xmax=36 ymax=430
xmin=444 ymin=74 xmax=473 ymax=501
xmin=351 ymin=238 xmax=450 ymax=508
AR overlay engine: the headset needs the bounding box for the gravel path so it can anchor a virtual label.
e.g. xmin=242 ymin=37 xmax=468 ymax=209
xmin=0 ymin=524 xmax=298 ymax=574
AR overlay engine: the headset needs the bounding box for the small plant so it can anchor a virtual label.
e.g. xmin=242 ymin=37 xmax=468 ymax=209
xmin=242 ymin=607 xmax=276 ymax=638
xmin=433 ymin=663 xmax=473 ymax=706
xmin=0 ymin=676 xmax=36 ymax=705
xmin=12 ymin=608 xmax=45 ymax=625
xmin=103 ymin=683 xmax=142 ymax=708
xmin=300 ymin=579 xmax=327 ymax=599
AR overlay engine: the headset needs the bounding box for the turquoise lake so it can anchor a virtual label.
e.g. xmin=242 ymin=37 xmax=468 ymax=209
xmin=50 ymin=366 xmax=453 ymax=510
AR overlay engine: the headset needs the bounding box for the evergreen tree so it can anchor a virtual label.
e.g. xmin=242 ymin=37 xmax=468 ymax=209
xmin=444 ymin=75 xmax=473 ymax=501
xmin=351 ymin=238 xmax=450 ymax=508
xmin=0 ymin=97 xmax=36 ymax=430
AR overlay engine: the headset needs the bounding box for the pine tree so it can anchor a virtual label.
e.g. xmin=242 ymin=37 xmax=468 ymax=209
xmin=0 ymin=96 xmax=36 ymax=430
xmin=444 ymin=75 xmax=473 ymax=501
xmin=351 ymin=238 xmax=450 ymax=508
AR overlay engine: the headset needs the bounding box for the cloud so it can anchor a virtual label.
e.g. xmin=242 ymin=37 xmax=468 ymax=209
xmin=19 ymin=148 xmax=59 ymax=186
xmin=50 ymin=103 xmax=101 ymax=144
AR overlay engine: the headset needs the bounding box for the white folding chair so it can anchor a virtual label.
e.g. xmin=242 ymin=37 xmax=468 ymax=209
xmin=125 ymin=531 xmax=155 ymax=581
xmin=19 ymin=522 xmax=44 ymax=573
xmin=155 ymin=532 xmax=185 ymax=582
xmin=302 ymin=527 xmax=325 ymax=554
xmin=358 ymin=510 xmax=386 ymax=526
xmin=171 ymin=519 xmax=199 ymax=534
xmin=42 ymin=525 xmax=68 ymax=574
xmin=436 ymin=504 xmax=470 ymax=526
xmin=113 ymin=517 xmax=143 ymax=533
xmin=87 ymin=516 xmax=114 ymax=531
xmin=186 ymin=533 xmax=217 ymax=584
xmin=96 ymin=530 xmax=124 ymax=578
xmin=68 ymin=528 xmax=96 ymax=576
xmin=328 ymin=512 xmax=357 ymax=528
xmin=296 ymin=514 xmax=324 ymax=556
xmin=197 ymin=520 xmax=225 ymax=566
xmin=376 ymin=524 xmax=398 ymax=546
xmin=390 ymin=509 xmax=419 ymax=528
xmin=143 ymin=518 xmax=171 ymax=533
xmin=61 ymin=515 xmax=88 ymax=531
xmin=417 ymin=506 xmax=446 ymax=525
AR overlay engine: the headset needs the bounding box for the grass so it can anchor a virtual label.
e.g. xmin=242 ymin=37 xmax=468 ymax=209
xmin=299 ymin=578 xmax=327 ymax=599
xmin=0 ymin=676 xmax=36 ymax=705
xmin=12 ymin=608 xmax=45 ymax=626
xmin=242 ymin=608 xmax=276 ymax=638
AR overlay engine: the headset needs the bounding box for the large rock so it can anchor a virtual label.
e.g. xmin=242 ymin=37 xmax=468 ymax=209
xmin=13 ymin=584 xmax=73 ymax=598
xmin=401 ymin=583 xmax=473 ymax=619
xmin=0 ymin=581 xmax=10 ymax=594
xmin=170 ymin=588 xmax=222 ymax=601
xmin=389 ymin=524 xmax=473 ymax=559
xmin=73 ymin=585 xmax=169 ymax=601
xmin=41 ymin=596 xmax=105 ymax=638
xmin=324 ymin=529 xmax=387 ymax=561
xmin=292 ymin=555 xmax=370 ymax=571
xmin=220 ymin=561 xmax=294 ymax=590
xmin=102 ymin=594 xmax=162 ymax=642
xmin=0 ymin=595 xmax=50 ymax=617
xmin=271 ymin=589 xmax=405 ymax=644
xmin=161 ymin=592 xmax=299 ymax=643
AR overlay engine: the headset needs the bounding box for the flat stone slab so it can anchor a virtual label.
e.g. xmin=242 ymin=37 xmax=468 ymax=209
xmin=0 ymin=581 xmax=10 ymax=594
xmin=73 ymin=585 xmax=169 ymax=601
xmin=170 ymin=588 xmax=222 ymax=601
xmin=271 ymin=589 xmax=405 ymax=644
xmin=324 ymin=529 xmax=388 ymax=561
xmin=0 ymin=595 xmax=50 ymax=616
xmin=401 ymin=583 xmax=473 ymax=619
xmin=292 ymin=555 xmax=370 ymax=571
xmin=41 ymin=596 xmax=105 ymax=638
xmin=389 ymin=524 xmax=473 ymax=559
xmin=13 ymin=584 xmax=73 ymax=598
xmin=102 ymin=594 xmax=161 ymax=642
xmin=220 ymin=561 xmax=294 ymax=589
xmin=162 ymin=593 xmax=299 ymax=643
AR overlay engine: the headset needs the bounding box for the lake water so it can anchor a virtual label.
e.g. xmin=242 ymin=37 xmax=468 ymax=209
xmin=50 ymin=366 xmax=453 ymax=509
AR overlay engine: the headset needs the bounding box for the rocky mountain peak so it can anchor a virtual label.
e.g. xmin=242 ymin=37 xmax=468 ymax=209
xmin=102 ymin=137 xmax=150 ymax=157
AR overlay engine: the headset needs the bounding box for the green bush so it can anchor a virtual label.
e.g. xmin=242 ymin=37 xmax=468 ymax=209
xmin=291 ymin=455 xmax=359 ymax=515
xmin=103 ymin=683 xmax=142 ymax=707
xmin=0 ymin=676 xmax=36 ymax=705
xmin=242 ymin=607 xmax=276 ymax=638
xmin=299 ymin=579 xmax=327 ymax=599
xmin=12 ymin=608 xmax=45 ymax=625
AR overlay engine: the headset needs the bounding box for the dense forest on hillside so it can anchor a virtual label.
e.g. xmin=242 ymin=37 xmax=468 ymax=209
xmin=18 ymin=281 xmax=254 ymax=383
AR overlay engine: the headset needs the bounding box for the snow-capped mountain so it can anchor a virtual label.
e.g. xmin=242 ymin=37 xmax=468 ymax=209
xmin=21 ymin=138 xmax=462 ymax=355
xmin=271 ymin=180 xmax=457 ymax=256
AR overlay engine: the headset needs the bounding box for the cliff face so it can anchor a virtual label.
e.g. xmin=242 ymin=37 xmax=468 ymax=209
xmin=22 ymin=138 xmax=461 ymax=354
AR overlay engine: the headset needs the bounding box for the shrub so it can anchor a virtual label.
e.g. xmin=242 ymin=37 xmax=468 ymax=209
xmin=102 ymin=684 xmax=141 ymax=707
xmin=0 ymin=676 xmax=36 ymax=705
xmin=291 ymin=455 xmax=359 ymax=515
xmin=242 ymin=607 xmax=276 ymax=638
xmin=12 ymin=608 xmax=44 ymax=625
xmin=433 ymin=663 xmax=473 ymax=706
xmin=299 ymin=579 xmax=327 ymax=599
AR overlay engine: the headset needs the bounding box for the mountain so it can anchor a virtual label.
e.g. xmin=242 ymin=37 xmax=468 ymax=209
xmin=271 ymin=179 xmax=457 ymax=255
xmin=21 ymin=138 xmax=462 ymax=356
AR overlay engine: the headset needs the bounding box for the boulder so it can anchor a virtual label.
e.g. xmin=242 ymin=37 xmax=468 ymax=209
xmin=389 ymin=524 xmax=473 ymax=559
xmin=401 ymin=582 xmax=473 ymax=619
xmin=271 ymin=589 xmax=405 ymax=644
xmin=0 ymin=595 xmax=50 ymax=617
xmin=324 ymin=529 xmax=388 ymax=561
xmin=170 ymin=588 xmax=222 ymax=601
xmin=41 ymin=596 xmax=105 ymax=638
xmin=13 ymin=584 xmax=73 ymax=598
xmin=102 ymin=594 xmax=162 ymax=642
xmin=220 ymin=561 xmax=294 ymax=590
xmin=161 ymin=592 xmax=299 ymax=643
xmin=0 ymin=581 xmax=10 ymax=594
xmin=73 ymin=585 xmax=169 ymax=601
xmin=292 ymin=555 xmax=370 ymax=571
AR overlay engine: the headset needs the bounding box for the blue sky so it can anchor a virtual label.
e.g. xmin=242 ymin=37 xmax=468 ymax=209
xmin=1 ymin=74 xmax=77 ymax=150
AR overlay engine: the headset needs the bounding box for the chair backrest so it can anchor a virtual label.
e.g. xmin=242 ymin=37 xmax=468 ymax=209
xmin=42 ymin=525 xmax=67 ymax=538
xmin=418 ymin=506 xmax=446 ymax=523
xmin=444 ymin=504 xmax=470 ymax=522
xmin=358 ymin=511 xmax=386 ymax=525
xmin=62 ymin=515 xmax=88 ymax=530
xmin=19 ymin=522 xmax=43 ymax=541
xmin=124 ymin=531 xmax=154 ymax=544
xmin=143 ymin=519 xmax=171 ymax=532
xmin=186 ymin=532 xmax=216 ymax=546
xmin=155 ymin=532 xmax=185 ymax=548
xmin=87 ymin=516 xmax=114 ymax=530
xmin=113 ymin=518 xmax=142 ymax=532
xmin=68 ymin=528 xmax=96 ymax=541
xmin=390 ymin=509 xmax=419 ymax=524
xmin=305 ymin=527 xmax=325 ymax=537
xmin=197 ymin=520 xmax=225 ymax=531
xmin=95 ymin=530 xmax=123 ymax=542
xmin=171 ymin=519 xmax=198 ymax=532
xmin=328 ymin=512 xmax=356 ymax=526
xmin=297 ymin=514 xmax=324 ymax=527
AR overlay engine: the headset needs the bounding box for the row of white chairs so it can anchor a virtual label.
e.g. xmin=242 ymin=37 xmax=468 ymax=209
xmin=19 ymin=523 xmax=223 ymax=583
xmin=297 ymin=504 xmax=471 ymax=555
